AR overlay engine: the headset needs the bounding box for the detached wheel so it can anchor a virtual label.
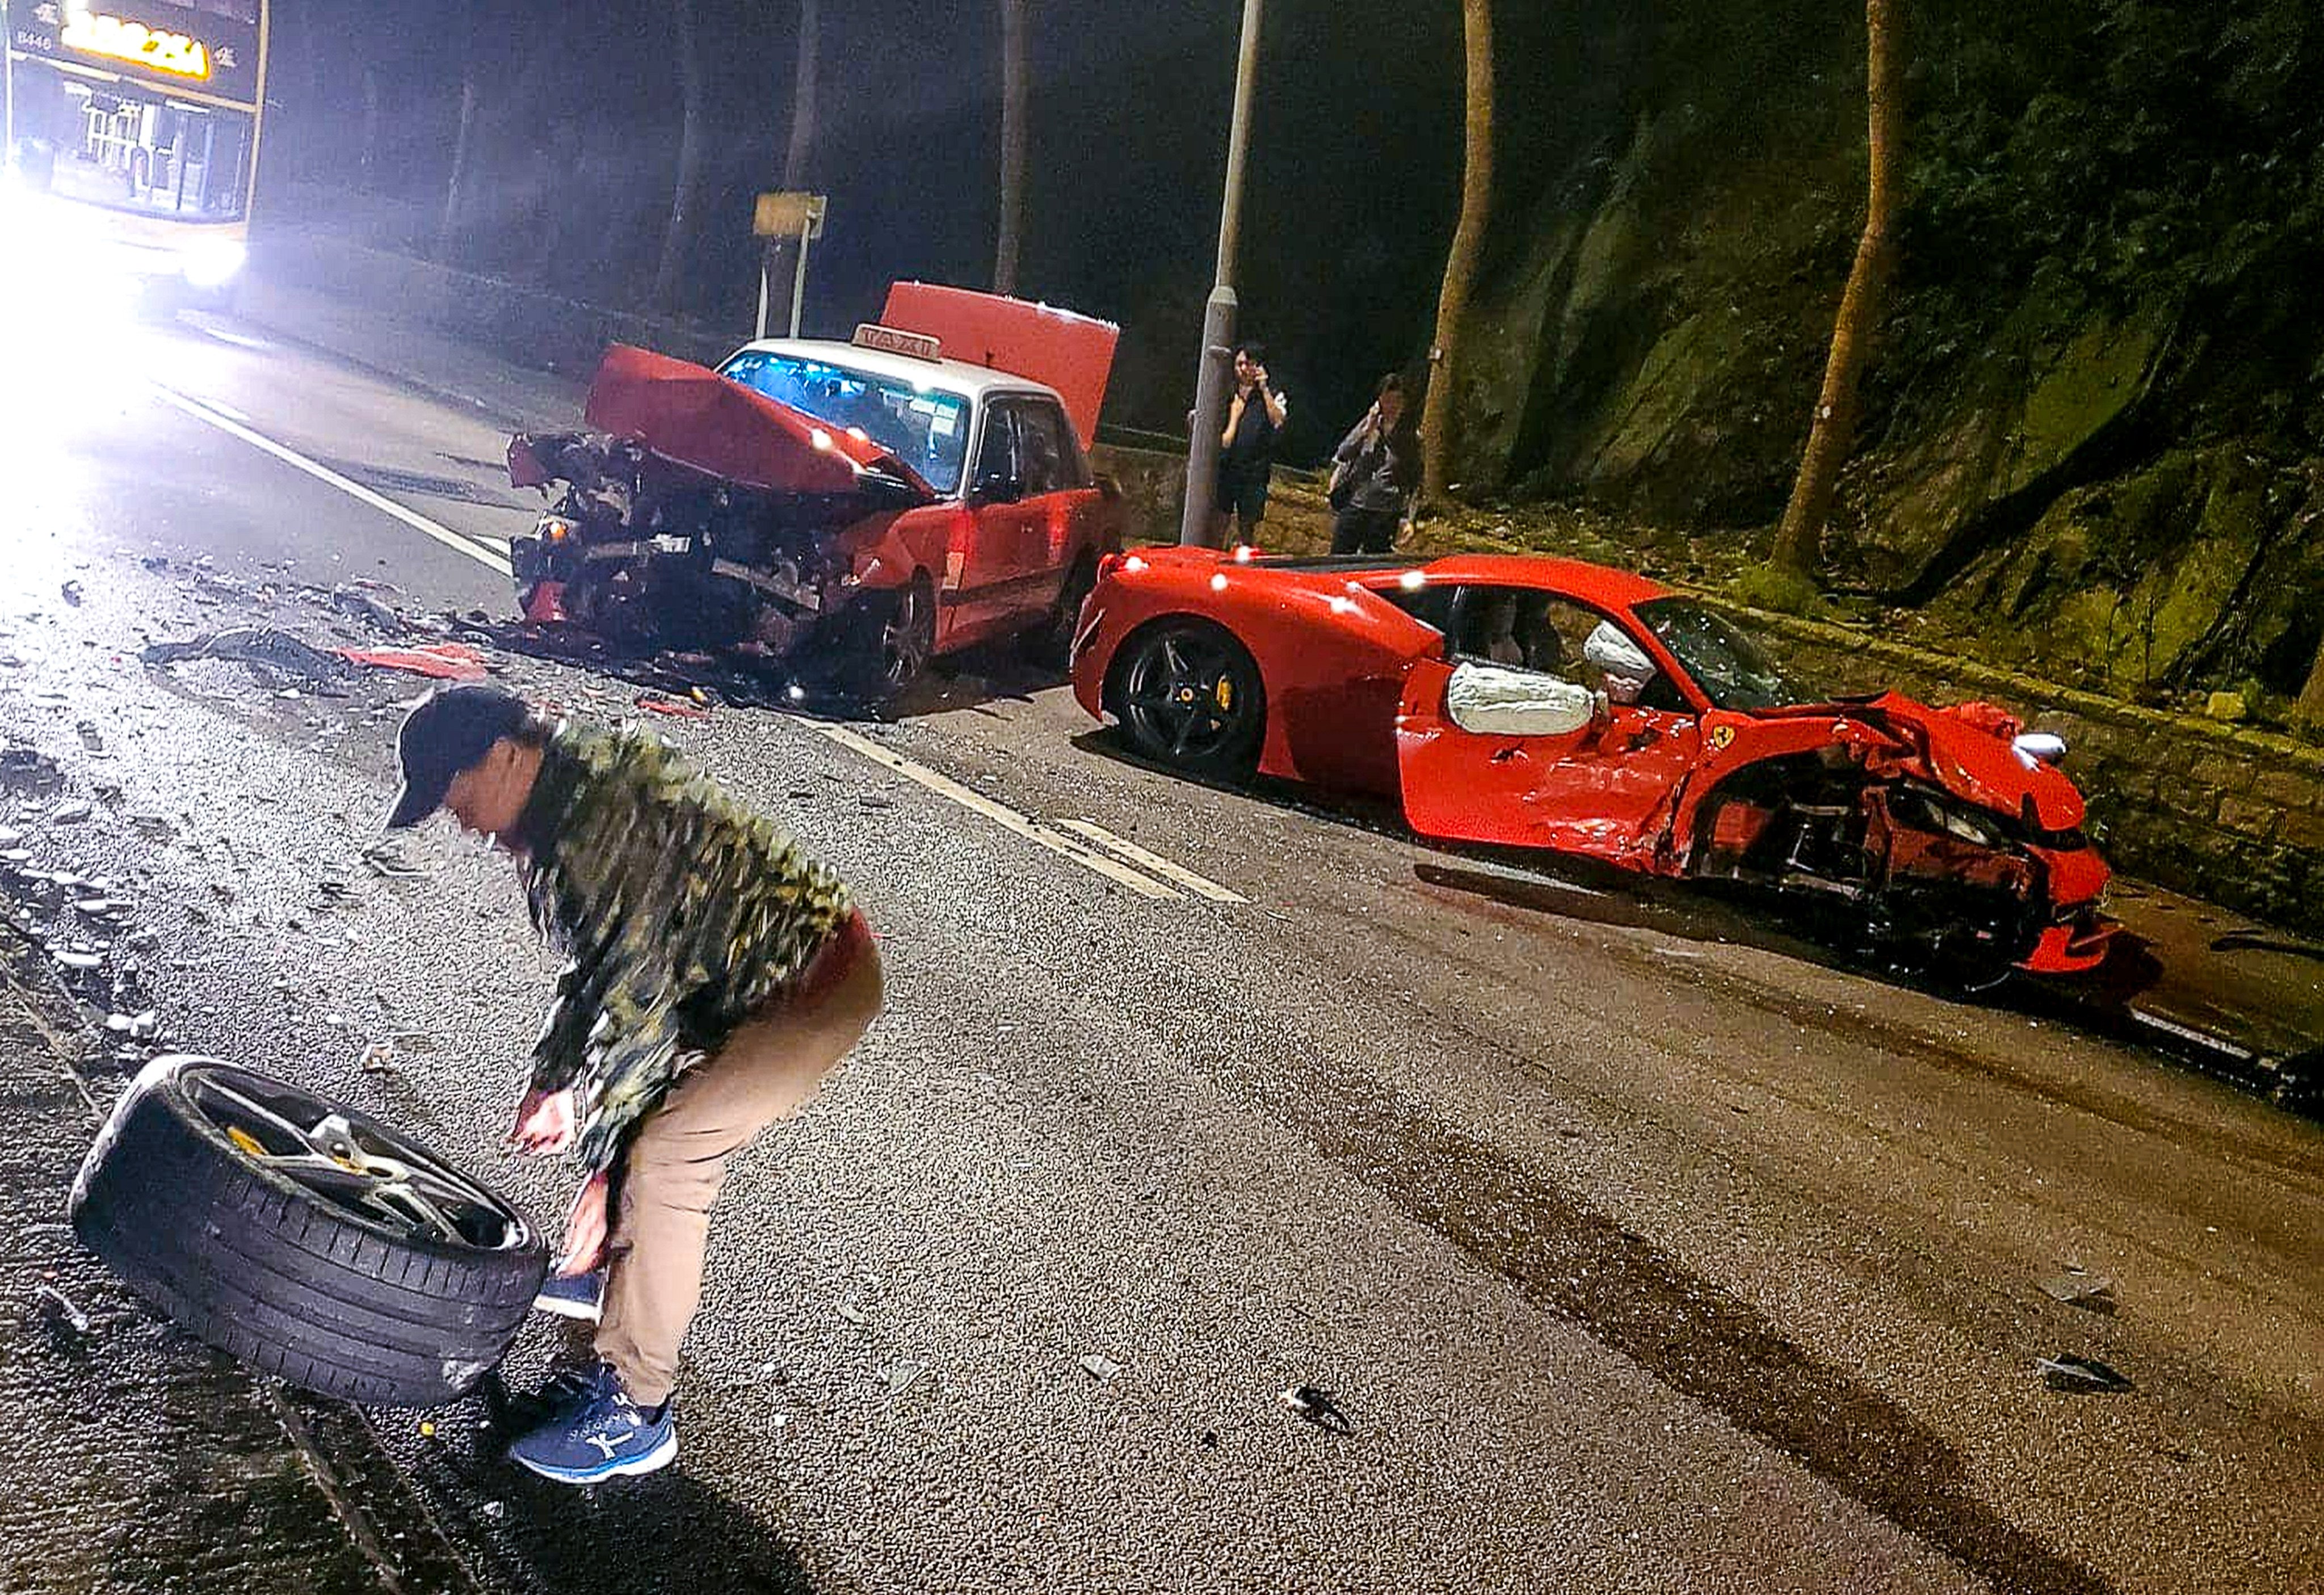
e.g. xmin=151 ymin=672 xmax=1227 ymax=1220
xmin=827 ymin=576 xmax=936 ymax=706
xmin=70 ymin=1057 xmax=548 ymax=1409
xmin=1111 ymin=620 xmax=1264 ymax=778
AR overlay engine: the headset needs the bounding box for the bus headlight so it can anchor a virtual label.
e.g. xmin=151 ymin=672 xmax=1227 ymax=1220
xmin=182 ymin=238 xmax=247 ymax=289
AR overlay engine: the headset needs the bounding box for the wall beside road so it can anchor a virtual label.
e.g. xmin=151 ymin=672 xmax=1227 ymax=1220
xmin=239 ymin=229 xmax=2324 ymax=939
xmin=1739 ymin=612 xmax=2324 ymax=938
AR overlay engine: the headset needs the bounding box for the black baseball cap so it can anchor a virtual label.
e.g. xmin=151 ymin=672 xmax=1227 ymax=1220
xmin=385 ymin=685 xmax=533 ymax=828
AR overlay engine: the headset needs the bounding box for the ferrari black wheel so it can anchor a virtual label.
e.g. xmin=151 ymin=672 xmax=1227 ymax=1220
xmin=1112 ymin=620 xmax=1264 ymax=778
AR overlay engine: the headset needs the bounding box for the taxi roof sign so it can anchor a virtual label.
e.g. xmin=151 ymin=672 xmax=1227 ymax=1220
xmin=851 ymin=325 xmax=944 ymax=361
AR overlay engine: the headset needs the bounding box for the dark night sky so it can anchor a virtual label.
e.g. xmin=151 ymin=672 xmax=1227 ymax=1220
xmin=271 ymin=0 xmax=1468 ymax=453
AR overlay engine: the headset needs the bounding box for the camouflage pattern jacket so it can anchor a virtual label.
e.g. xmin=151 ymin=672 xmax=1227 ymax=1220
xmin=518 ymin=727 xmax=855 ymax=1169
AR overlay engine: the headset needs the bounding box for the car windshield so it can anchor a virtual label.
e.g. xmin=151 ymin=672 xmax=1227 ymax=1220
xmin=1632 ymin=598 xmax=1812 ymax=711
xmin=717 ymin=351 xmax=972 ymax=494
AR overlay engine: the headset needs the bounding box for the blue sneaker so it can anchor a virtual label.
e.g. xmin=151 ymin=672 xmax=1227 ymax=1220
xmin=532 ymin=1269 xmax=605 ymax=1322
xmin=508 ymin=1363 xmax=677 ymax=1484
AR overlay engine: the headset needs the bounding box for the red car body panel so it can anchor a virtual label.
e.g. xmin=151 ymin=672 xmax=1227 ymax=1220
xmin=880 ymin=282 xmax=1119 ymax=449
xmin=1072 ymin=547 xmax=2115 ymax=975
xmin=577 ymin=344 xmax=921 ymax=497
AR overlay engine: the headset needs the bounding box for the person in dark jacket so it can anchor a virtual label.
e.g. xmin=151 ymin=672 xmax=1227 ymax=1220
xmin=1214 ymin=340 xmax=1289 ymax=543
xmin=385 ymin=686 xmax=882 ymax=1485
xmin=1327 ymin=374 xmax=1419 ymax=555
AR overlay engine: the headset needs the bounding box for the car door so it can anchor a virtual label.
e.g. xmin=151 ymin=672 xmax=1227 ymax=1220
xmin=957 ymin=396 xmax=1070 ymax=639
xmin=1393 ymin=587 xmax=1703 ymax=866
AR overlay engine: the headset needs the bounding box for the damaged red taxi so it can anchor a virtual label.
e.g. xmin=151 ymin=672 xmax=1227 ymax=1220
xmin=1071 ymin=549 xmax=2115 ymax=980
xmin=507 ymin=284 xmax=1125 ymax=701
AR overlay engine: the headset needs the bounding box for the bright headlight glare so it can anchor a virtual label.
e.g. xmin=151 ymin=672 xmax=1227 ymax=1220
xmin=182 ymin=238 xmax=247 ymax=289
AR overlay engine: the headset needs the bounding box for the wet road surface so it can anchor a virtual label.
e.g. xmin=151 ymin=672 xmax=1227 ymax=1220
xmin=1 ymin=309 xmax=2320 ymax=1593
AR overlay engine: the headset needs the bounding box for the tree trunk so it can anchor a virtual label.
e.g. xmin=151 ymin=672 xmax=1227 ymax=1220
xmin=1420 ymin=0 xmax=1495 ymax=511
xmin=993 ymin=0 xmax=1029 ymax=296
xmin=783 ymin=0 xmax=820 ymax=190
xmin=761 ymin=0 xmax=821 ymax=334
xmin=435 ymin=70 xmax=478 ymax=263
xmin=2300 ymin=634 xmax=2324 ymax=727
xmin=652 ymin=0 xmax=710 ymax=315
xmin=1771 ymin=0 xmax=1901 ymax=576
xmin=359 ymin=69 xmax=381 ymax=191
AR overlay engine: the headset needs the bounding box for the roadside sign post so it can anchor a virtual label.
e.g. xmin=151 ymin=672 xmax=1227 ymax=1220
xmin=753 ymin=191 xmax=828 ymax=340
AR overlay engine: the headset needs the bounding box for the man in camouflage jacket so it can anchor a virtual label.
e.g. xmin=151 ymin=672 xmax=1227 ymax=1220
xmin=388 ymin=685 xmax=882 ymax=1484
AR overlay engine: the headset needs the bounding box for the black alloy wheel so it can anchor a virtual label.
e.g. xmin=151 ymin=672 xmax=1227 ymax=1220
xmin=72 ymin=1056 xmax=547 ymax=1408
xmin=825 ymin=576 xmax=938 ymax=706
xmin=1113 ymin=621 xmax=1265 ymax=778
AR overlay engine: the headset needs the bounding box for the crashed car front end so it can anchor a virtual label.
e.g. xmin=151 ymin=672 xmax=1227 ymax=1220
xmin=503 ymin=344 xmax=932 ymax=675
xmin=1684 ymin=697 xmax=2115 ymax=979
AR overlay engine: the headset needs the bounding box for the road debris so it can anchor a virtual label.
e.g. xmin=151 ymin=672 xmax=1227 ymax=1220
xmin=2039 ymin=1270 xmax=2118 ymax=1315
xmin=2037 ymin=1354 xmax=2135 ymax=1394
xmin=1279 ymin=1384 xmax=1353 ymax=1434
xmin=635 ymin=693 xmax=713 ymax=720
xmin=60 ymin=580 xmax=84 ymax=608
xmin=879 ymin=1361 xmax=927 ymax=1397
xmin=359 ymin=1041 xmax=397 ymax=1073
xmin=334 ymin=642 xmax=489 ymax=682
xmin=835 ymin=1302 xmax=869 ymax=1325
xmin=49 ymin=801 xmax=93 ymax=824
xmin=362 ymin=840 xmax=424 ymax=879
xmin=1079 ymin=1354 xmax=1124 ymax=1383
xmin=142 ymin=628 xmax=348 ymax=689
xmin=36 ymin=1284 xmax=91 ymax=1333
xmin=330 ymin=586 xmax=405 ymax=633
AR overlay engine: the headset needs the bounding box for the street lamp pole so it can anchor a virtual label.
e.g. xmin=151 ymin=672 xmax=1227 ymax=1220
xmin=1179 ymin=0 xmax=1266 ymax=548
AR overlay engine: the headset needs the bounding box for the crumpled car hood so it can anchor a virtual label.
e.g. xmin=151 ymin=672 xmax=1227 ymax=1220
xmin=1857 ymin=693 xmax=2087 ymax=834
xmin=579 ymin=344 xmax=932 ymax=500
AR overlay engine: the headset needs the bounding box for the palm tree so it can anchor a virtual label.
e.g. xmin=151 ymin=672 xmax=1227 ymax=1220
xmin=652 ymin=0 xmax=711 ymax=314
xmin=994 ymin=0 xmax=1030 ymax=295
xmin=1421 ymin=0 xmax=1494 ymax=510
xmin=1771 ymin=0 xmax=1901 ymax=576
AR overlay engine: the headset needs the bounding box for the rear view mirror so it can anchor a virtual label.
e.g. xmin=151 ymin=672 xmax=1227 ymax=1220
xmin=1445 ymin=662 xmax=1595 ymax=738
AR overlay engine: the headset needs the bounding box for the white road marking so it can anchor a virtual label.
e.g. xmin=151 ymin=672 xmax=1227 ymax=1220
xmin=812 ymin=725 xmax=1184 ymax=901
xmin=1056 ymin=819 xmax=1247 ymax=904
xmin=150 ymin=384 xmax=514 ymax=578
xmin=198 ymin=325 xmax=277 ymax=353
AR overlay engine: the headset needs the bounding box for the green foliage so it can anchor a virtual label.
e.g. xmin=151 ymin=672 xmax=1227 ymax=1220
xmin=1731 ymin=561 xmax=1834 ymax=620
xmin=1897 ymin=0 xmax=2324 ymax=333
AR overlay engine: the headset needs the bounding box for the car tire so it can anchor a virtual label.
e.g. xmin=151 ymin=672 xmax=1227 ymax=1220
xmin=70 ymin=1056 xmax=549 ymax=1409
xmin=824 ymin=576 xmax=937 ymax=706
xmin=1109 ymin=618 xmax=1266 ymax=780
xmin=1023 ymin=554 xmax=1099 ymax=671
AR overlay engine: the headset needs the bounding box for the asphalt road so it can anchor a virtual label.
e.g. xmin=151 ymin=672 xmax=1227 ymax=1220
xmin=1 ymin=308 xmax=2319 ymax=1595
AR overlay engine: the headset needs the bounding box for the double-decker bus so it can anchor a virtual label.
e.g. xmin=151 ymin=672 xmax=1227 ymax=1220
xmin=3 ymin=0 xmax=268 ymax=305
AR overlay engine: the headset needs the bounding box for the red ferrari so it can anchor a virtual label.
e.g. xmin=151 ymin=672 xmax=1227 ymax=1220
xmin=1070 ymin=548 xmax=2115 ymax=978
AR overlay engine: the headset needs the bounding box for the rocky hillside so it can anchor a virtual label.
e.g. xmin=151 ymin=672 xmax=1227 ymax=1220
xmin=1455 ymin=0 xmax=2324 ymax=714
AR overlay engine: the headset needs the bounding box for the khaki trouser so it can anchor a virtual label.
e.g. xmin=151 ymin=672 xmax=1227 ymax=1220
xmin=595 ymin=933 xmax=884 ymax=1407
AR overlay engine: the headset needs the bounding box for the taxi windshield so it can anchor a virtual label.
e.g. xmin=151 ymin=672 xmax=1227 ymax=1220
xmin=718 ymin=352 xmax=971 ymax=494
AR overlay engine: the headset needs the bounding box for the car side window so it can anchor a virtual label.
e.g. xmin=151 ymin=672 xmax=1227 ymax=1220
xmin=972 ymin=405 xmax=1018 ymax=494
xmin=1011 ymin=399 xmax=1082 ymax=495
xmin=1442 ymin=587 xmax=1581 ymax=678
